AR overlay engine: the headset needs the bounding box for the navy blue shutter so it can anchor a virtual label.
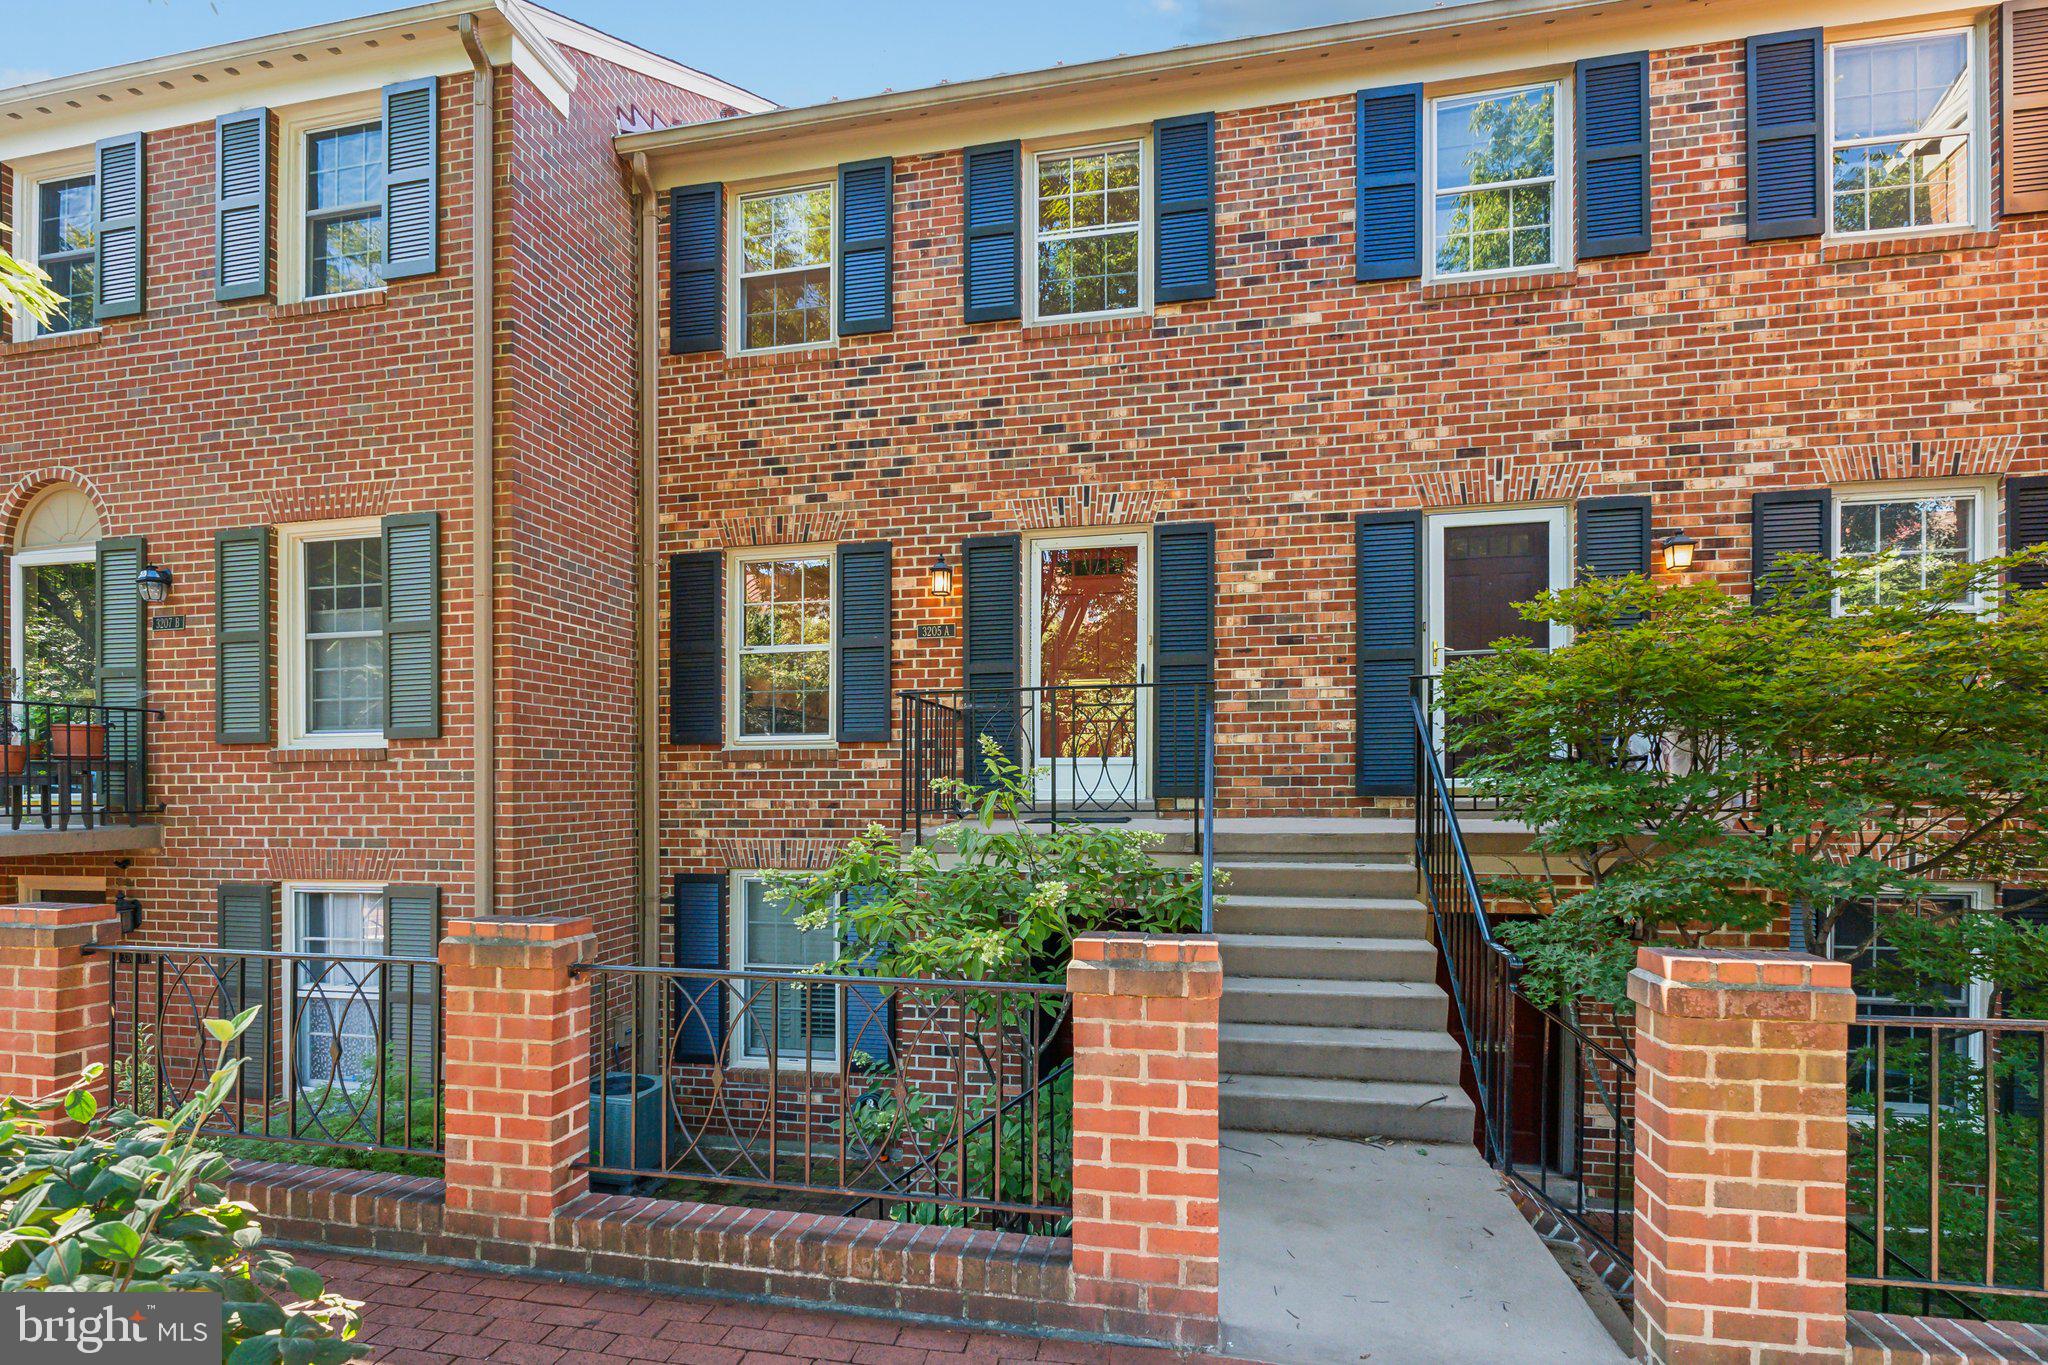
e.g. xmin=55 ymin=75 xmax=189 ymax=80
xmin=1355 ymin=86 xmax=1423 ymax=282
xmin=1576 ymin=496 xmax=1653 ymax=580
xmin=2007 ymin=476 xmax=2048 ymax=593
xmin=1751 ymin=488 xmax=1832 ymax=603
xmin=1154 ymin=114 xmax=1216 ymax=303
xmin=1746 ymin=30 xmax=1825 ymax=241
xmin=93 ymin=133 xmax=145 ymax=320
xmin=669 ymin=551 xmax=722 ymax=744
xmin=669 ymin=184 xmax=725 ymax=354
xmin=1577 ymin=53 xmax=1651 ymax=258
xmin=962 ymin=142 xmax=1022 ymax=323
xmin=841 ymin=887 xmax=895 ymax=1073
xmin=836 ymin=541 xmax=892 ymax=741
xmin=1355 ymin=513 xmax=1421 ymax=796
xmin=215 ymin=108 xmax=271 ymax=302
xmin=1153 ymin=523 xmax=1216 ymax=799
xmin=837 ymin=158 xmax=893 ymax=335
xmin=380 ymin=78 xmax=438 ymax=279
xmin=962 ymin=535 xmax=1022 ymax=784
xmin=671 ymin=874 xmax=727 ymax=1065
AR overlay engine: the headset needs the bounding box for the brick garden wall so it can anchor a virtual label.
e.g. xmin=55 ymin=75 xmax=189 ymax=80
xmin=653 ymin=34 xmax=2048 ymax=908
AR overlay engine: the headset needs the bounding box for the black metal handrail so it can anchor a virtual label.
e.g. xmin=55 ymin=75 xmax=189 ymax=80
xmin=576 ymin=962 xmax=1072 ymax=1226
xmin=0 ymin=697 xmax=160 ymax=830
xmin=93 ymin=942 xmax=442 ymax=1159
xmin=1412 ymin=687 xmax=1637 ymax=1292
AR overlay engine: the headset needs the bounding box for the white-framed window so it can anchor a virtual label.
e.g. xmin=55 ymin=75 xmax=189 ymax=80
xmin=1427 ymin=80 xmax=1569 ymax=280
xmin=7 ymin=151 xmax=97 ymax=341
xmin=732 ymin=181 xmax=834 ymax=353
xmin=277 ymin=94 xmax=385 ymax=305
xmin=1027 ymin=140 xmax=1149 ymax=322
xmin=279 ymin=519 xmax=386 ymax=749
xmin=1832 ymin=483 xmax=1994 ymax=611
xmin=283 ymin=882 xmax=388 ymax=1090
xmin=727 ymin=546 xmax=834 ymax=745
xmin=1828 ymin=887 xmax=1995 ymax=1110
xmin=16 ymin=875 xmax=106 ymax=906
xmin=1826 ymin=28 xmax=1983 ymax=239
xmin=730 ymin=872 xmax=840 ymax=1066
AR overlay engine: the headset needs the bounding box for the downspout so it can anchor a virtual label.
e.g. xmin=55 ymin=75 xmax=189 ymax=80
xmin=631 ymin=152 xmax=661 ymax=971
xmin=461 ymin=14 xmax=497 ymax=916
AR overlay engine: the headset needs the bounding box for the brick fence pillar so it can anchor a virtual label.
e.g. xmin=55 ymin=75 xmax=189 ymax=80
xmin=1631 ymin=947 xmax=1856 ymax=1364
xmin=0 ymin=902 xmax=118 ymax=1125
xmin=440 ymin=916 xmax=593 ymax=1242
xmin=1067 ymin=932 xmax=1222 ymax=1350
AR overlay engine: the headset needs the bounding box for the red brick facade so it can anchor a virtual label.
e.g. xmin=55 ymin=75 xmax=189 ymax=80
xmin=651 ymin=26 xmax=2047 ymax=898
xmin=0 ymin=26 xmax=732 ymax=963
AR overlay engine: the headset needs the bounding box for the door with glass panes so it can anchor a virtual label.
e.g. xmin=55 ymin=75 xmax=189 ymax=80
xmin=1024 ymin=531 xmax=1149 ymax=808
xmin=1425 ymin=508 xmax=1569 ymax=768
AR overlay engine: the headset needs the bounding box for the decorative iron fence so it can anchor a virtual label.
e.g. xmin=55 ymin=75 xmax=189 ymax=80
xmin=95 ymin=943 xmax=442 ymax=1159
xmin=577 ymin=963 xmax=1072 ymax=1229
xmin=1847 ymin=1015 xmax=2048 ymax=1320
xmin=1 ymin=697 xmax=158 ymax=829
xmin=1413 ymin=689 xmax=1637 ymax=1293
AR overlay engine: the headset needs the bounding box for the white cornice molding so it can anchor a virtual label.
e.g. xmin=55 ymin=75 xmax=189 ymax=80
xmin=515 ymin=3 xmax=775 ymax=113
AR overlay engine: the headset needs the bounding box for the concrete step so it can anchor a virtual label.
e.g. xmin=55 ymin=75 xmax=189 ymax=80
xmin=1222 ymin=1074 xmax=1476 ymax=1143
xmin=1215 ymin=860 xmax=1416 ymax=900
xmin=1212 ymin=894 xmax=1429 ymax=939
xmin=1222 ymin=1022 xmax=1465 ymax=1085
xmin=1222 ymin=977 xmax=1450 ymax=1031
xmin=1136 ymin=816 xmax=1538 ymax=860
xmin=1218 ymin=933 xmax=1438 ymax=983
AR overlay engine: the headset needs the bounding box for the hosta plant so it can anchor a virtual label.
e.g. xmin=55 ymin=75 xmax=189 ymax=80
xmin=0 ymin=1006 xmax=369 ymax=1363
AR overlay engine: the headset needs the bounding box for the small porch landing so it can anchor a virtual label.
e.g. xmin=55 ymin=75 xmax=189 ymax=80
xmin=1220 ymin=1132 xmax=1628 ymax=1364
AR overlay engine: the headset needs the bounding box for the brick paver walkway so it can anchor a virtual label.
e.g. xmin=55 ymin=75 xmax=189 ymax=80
xmin=301 ymin=1252 xmax=1218 ymax=1364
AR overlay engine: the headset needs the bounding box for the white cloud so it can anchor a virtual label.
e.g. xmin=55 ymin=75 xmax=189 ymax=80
xmin=0 ymin=68 xmax=56 ymax=91
xmin=1179 ymin=0 xmax=1449 ymax=40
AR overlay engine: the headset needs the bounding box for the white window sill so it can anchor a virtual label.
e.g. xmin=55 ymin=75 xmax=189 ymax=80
xmin=280 ymin=735 xmax=388 ymax=753
xmin=730 ymin=339 xmax=836 ymax=360
xmin=726 ymin=737 xmax=836 ymax=752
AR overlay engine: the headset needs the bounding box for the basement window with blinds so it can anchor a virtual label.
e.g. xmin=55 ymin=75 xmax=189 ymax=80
xmin=731 ymin=873 xmax=842 ymax=1066
xmin=1827 ymin=30 xmax=1980 ymax=237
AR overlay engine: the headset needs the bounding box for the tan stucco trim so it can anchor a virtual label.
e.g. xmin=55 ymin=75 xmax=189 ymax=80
xmin=461 ymin=14 xmax=499 ymax=917
xmin=624 ymin=0 xmax=1997 ymax=188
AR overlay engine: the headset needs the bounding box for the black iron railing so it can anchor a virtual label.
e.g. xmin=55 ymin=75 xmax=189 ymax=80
xmin=1 ymin=697 xmax=159 ymax=830
xmin=95 ymin=943 xmax=442 ymax=1159
xmin=578 ymin=964 xmax=1072 ymax=1229
xmin=1847 ymin=1015 xmax=2048 ymax=1317
xmin=1413 ymin=689 xmax=1636 ymax=1293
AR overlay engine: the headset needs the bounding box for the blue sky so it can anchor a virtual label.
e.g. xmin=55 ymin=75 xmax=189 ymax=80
xmin=1 ymin=1 xmax=1437 ymax=108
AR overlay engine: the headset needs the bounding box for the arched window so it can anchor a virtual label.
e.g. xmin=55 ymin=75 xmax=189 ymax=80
xmin=10 ymin=485 xmax=101 ymax=704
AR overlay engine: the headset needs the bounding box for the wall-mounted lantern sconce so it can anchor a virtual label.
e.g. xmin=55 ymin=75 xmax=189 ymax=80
xmin=1658 ymin=532 xmax=1698 ymax=574
xmin=114 ymin=893 xmax=143 ymax=934
xmin=929 ymin=555 xmax=954 ymax=598
xmin=136 ymin=565 xmax=173 ymax=604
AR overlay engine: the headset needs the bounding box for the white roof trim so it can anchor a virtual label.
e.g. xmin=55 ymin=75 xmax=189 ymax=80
xmin=515 ymin=4 xmax=775 ymax=113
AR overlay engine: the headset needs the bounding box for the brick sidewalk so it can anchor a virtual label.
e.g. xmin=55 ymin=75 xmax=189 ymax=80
xmin=300 ymin=1253 xmax=1221 ymax=1364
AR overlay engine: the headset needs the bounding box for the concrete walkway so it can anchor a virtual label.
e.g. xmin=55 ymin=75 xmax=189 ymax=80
xmin=1220 ymin=1132 xmax=1629 ymax=1365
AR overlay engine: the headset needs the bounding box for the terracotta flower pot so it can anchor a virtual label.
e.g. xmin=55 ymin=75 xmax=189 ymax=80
xmin=0 ymin=744 xmax=26 ymax=777
xmin=49 ymin=723 xmax=107 ymax=760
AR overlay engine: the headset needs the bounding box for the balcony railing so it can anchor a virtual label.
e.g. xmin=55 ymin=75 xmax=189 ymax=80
xmin=1 ymin=697 xmax=159 ymax=830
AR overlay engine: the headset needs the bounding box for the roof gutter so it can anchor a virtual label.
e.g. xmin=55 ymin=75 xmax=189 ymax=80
xmin=615 ymin=0 xmax=1615 ymax=158
xmin=460 ymin=13 xmax=499 ymax=918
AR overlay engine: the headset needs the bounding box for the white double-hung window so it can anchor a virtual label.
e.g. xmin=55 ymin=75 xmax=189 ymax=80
xmin=281 ymin=520 xmax=386 ymax=747
xmin=728 ymin=548 xmax=834 ymax=743
xmin=1833 ymin=486 xmax=1991 ymax=611
xmin=735 ymin=182 xmax=833 ymax=352
xmin=1827 ymin=30 xmax=1980 ymax=237
xmin=1030 ymin=142 xmax=1146 ymax=321
xmin=1429 ymin=81 xmax=1566 ymax=278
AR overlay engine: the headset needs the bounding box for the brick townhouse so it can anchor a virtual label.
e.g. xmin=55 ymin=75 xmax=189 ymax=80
xmin=0 ymin=1 xmax=770 ymax=1004
xmin=631 ymin=0 xmax=2048 ymax=1009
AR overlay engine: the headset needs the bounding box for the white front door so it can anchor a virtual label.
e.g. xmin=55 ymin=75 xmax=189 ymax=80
xmin=1426 ymin=507 xmax=1569 ymax=763
xmin=1024 ymin=530 xmax=1150 ymax=808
